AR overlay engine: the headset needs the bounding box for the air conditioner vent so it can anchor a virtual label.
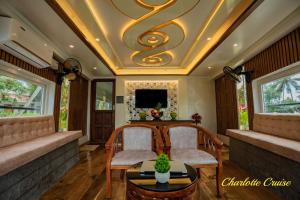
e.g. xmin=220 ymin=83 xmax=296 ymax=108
xmin=0 ymin=17 xmax=54 ymax=68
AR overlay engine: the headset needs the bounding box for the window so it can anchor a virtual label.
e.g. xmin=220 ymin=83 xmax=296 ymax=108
xmin=253 ymin=62 xmax=300 ymax=114
xmin=59 ymin=78 xmax=70 ymax=131
xmin=261 ymin=72 xmax=300 ymax=113
xmin=0 ymin=73 xmax=44 ymax=117
xmin=95 ymin=82 xmax=113 ymax=110
xmin=237 ymin=75 xmax=249 ymax=130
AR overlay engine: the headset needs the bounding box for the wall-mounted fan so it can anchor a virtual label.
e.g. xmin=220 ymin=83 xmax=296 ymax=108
xmin=57 ymin=58 xmax=82 ymax=85
xmin=223 ymin=66 xmax=251 ymax=83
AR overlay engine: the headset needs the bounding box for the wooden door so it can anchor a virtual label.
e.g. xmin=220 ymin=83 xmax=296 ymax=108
xmin=90 ymin=79 xmax=115 ymax=145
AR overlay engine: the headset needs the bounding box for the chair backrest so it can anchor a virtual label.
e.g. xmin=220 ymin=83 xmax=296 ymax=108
xmin=0 ymin=115 xmax=55 ymax=148
xmin=123 ymin=126 xmax=152 ymax=150
xmin=169 ymin=126 xmax=198 ymax=149
xmin=253 ymin=113 xmax=300 ymax=141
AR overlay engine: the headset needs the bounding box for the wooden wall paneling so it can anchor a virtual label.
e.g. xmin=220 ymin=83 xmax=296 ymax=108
xmin=243 ymin=27 xmax=300 ymax=128
xmin=215 ymin=75 xmax=239 ymax=135
xmin=53 ymin=64 xmax=62 ymax=132
xmin=80 ymin=77 xmax=88 ymax=135
xmin=68 ymin=76 xmax=89 ymax=135
xmin=296 ymin=29 xmax=300 ymax=57
xmin=291 ymin=33 xmax=298 ymax=61
xmin=54 ymin=83 xmax=61 ymax=132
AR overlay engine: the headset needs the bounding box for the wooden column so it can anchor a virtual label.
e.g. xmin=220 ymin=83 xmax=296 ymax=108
xmin=215 ymin=75 xmax=239 ymax=135
xmin=68 ymin=76 xmax=89 ymax=135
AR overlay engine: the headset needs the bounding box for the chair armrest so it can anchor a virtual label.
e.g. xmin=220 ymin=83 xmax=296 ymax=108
xmin=105 ymin=130 xmax=116 ymax=151
xmin=199 ymin=126 xmax=223 ymax=149
xmin=198 ymin=126 xmax=223 ymax=163
xmin=105 ymin=130 xmax=120 ymax=167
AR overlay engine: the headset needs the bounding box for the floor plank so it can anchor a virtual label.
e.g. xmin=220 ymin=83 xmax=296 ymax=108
xmin=41 ymin=148 xmax=281 ymax=200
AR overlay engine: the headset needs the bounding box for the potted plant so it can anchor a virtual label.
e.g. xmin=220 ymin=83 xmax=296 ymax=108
xmin=192 ymin=113 xmax=202 ymax=125
xmin=139 ymin=112 xmax=147 ymax=120
xmin=170 ymin=111 xmax=177 ymax=120
xmin=154 ymin=153 xmax=170 ymax=183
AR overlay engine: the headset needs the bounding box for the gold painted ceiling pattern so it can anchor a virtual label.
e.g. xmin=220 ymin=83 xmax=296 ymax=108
xmin=112 ymin=0 xmax=200 ymax=67
xmin=50 ymin=0 xmax=257 ymax=75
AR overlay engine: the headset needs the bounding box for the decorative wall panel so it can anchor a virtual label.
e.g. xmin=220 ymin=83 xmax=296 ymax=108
xmin=244 ymin=27 xmax=300 ymax=129
xmin=125 ymin=81 xmax=178 ymax=120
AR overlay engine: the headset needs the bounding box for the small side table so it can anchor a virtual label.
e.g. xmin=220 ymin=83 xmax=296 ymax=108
xmin=126 ymin=162 xmax=198 ymax=200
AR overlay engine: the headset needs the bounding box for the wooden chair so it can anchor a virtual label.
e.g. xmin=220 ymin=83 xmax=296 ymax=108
xmin=163 ymin=123 xmax=223 ymax=197
xmin=105 ymin=124 xmax=164 ymax=199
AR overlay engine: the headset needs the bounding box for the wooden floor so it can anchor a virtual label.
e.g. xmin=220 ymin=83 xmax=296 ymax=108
xmin=41 ymin=147 xmax=281 ymax=200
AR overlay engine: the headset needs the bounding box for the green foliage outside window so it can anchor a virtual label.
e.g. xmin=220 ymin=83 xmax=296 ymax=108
xmin=262 ymin=74 xmax=300 ymax=113
xmin=59 ymin=79 xmax=70 ymax=131
xmin=237 ymin=77 xmax=249 ymax=130
xmin=0 ymin=74 xmax=42 ymax=117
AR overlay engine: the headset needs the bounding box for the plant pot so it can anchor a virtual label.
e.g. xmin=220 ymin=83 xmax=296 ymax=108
xmin=155 ymin=171 xmax=170 ymax=183
xmin=139 ymin=112 xmax=147 ymax=120
xmin=170 ymin=112 xmax=177 ymax=120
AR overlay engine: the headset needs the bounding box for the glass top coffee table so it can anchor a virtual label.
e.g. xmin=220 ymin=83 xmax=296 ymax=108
xmin=126 ymin=161 xmax=198 ymax=200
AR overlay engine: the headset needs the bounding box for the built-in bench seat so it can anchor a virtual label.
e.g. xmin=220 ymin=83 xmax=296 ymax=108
xmin=227 ymin=113 xmax=300 ymax=200
xmin=227 ymin=113 xmax=300 ymax=163
xmin=0 ymin=130 xmax=81 ymax=176
xmin=227 ymin=129 xmax=300 ymax=163
xmin=0 ymin=115 xmax=82 ymax=200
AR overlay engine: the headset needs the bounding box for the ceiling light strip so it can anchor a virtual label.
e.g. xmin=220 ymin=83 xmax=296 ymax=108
xmin=85 ymin=0 xmax=124 ymax=67
xmin=54 ymin=0 xmax=118 ymax=73
xmin=180 ymin=0 xmax=224 ymax=66
xmin=185 ymin=0 xmax=257 ymax=74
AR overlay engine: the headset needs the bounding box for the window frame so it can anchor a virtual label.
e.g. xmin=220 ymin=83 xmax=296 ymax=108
xmin=252 ymin=61 xmax=300 ymax=113
xmin=0 ymin=61 xmax=55 ymax=116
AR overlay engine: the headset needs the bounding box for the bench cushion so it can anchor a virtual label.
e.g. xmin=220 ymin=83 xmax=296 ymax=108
xmin=253 ymin=113 xmax=300 ymax=141
xmin=0 ymin=131 xmax=81 ymax=176
xmin=111 ymin=150 xmax=157 ymax=166
xmin=171 ymin=149 xmax=218 ymax=165
xmin=227 ymin=129 xmax=300 ymax=163
xmin=0 ymin=115 xmax=55 ymax=148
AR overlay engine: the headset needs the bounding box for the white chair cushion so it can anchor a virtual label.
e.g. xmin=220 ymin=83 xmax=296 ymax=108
xmin=111 ymin=150 xmax=157 ymax=166
xmin=123 ymin=127 xmax=152 ymax=150
xmin=171 ymin=149 xmax=217 ymax=165
xmin=169 ymin=127 xmax=197 ymax=149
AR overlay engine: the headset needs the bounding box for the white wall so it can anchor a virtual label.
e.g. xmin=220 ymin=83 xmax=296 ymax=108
xmin=115 ymin=76 xmax=217 ymax=133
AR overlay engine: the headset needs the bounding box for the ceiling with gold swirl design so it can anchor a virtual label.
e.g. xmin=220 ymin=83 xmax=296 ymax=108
xmin=112 ymin=0 xmax=200 ymax=67
xmin=50 ymin=0 xmax=257 ymax=75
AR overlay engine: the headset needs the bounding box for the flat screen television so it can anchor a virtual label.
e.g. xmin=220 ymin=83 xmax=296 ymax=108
xmin=135 ymin=89 xmax=167 ymax=108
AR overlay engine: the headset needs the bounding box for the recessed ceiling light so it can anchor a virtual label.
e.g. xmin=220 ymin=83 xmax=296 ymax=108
xmin=17 ymin=68 xmax=22 ymax=71
xmin=69 ymin=44 xmax=74 ymax=48
xmin=93 ymin=67 xmax=97 ymax=70
xmin=207 ymin=37 xmax=211 ymax=41
xmin=233 ymin=43 xmax=238 ymax=47
xmin=95 ymin=38 xmax=100 ymax=42
xmin=208 ymin=66 xmax=212 ymax=70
